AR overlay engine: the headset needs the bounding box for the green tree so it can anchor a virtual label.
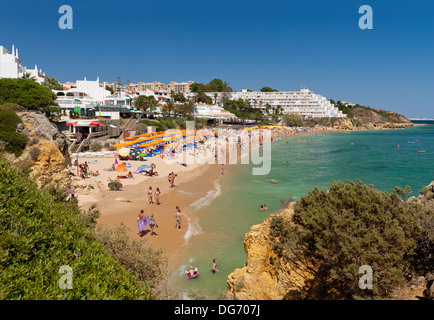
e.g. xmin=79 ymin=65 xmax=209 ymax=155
xmin=0 ymin=104 xmax=27 ymax=156
xmin=21 ymin=72 xmax=36 ymax=82
xmin=134 ymin=95 xmax=158 ymax=112
xmin=105 ymin=85 xmax=115 ymax=95
xmin=0 ymin=78 xmax=57 ymax=110
xmin=190 ymin=79 xmax=233 ymax=93
xmin=282 ymin=114 xmax=303 ymax=127
xmin=42 ymin=76 xmax=63 ymax=90
xmin=260 ymin=86 xmax=278 ymax=92
xmin=0 ymin=158 xmax=159 ymax=299
xmin=163 ymin=100 xmax=175 ymax=116
xmin=269 ymin=180 xmax=428 ymax=299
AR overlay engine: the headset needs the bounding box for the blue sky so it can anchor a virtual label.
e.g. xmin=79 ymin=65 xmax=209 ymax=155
xmin=1 ymin=0 xmax=433 ymax=117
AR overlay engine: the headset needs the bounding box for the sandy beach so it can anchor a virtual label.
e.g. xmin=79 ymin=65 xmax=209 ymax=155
xmin=73 ymin=151 xmax=222 ymax=265
xmin=71 ymin=125 xmax=366 ymax=268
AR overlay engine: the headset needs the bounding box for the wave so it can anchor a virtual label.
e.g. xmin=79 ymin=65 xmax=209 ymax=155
xmin=189 ymin=179 xmax=222 ymax=211
xmin=183 ymin=214 xmax=203 ymax=244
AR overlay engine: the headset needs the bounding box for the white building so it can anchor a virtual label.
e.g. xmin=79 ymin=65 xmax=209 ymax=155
xmin=186 ymin=88 xmax=346 ymax=118
xmin=0 ymin=45 xmax=46 ymax=84
xmin=194 ymin=103 xmax=236 ymax=120
xmin=53 ymin=77 xmax=113 ymax=116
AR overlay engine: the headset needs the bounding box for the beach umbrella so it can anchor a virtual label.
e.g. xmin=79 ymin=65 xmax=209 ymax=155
xmin=108 ymin=181 xmax=123 ymax=191
xmin=119 ymin=148 xmax=130 ymax=157
xmin=116 ymin=164 xmax=128 ymax=172
xmin=65 ymin=188 xmax=75 ymax=194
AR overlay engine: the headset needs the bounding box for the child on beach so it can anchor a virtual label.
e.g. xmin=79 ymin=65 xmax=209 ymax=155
xmin=188 ymin=266 xmax=197 ymax=277
xmin=175 ymin=206 xmax=182 ymax=229
xmin=149 ymin=214 xmax=158 ymax=236
xmin=211 ymin=259 xmax=219 ymax=273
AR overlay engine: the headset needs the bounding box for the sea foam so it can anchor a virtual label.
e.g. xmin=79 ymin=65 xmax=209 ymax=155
xmin=189 ymin=179 xmax=221 ymax=211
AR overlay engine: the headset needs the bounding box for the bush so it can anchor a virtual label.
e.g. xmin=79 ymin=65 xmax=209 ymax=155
xmin=279 ymin=193 xmax=296 ymax=209
xmin=89 ymin=140 xmax=103 ymax=152
xmin=96 ymin=224 xmax=167 ymax=285
xmin=175 ymin=119 xmax=186 ymax=130
xmin=134 ymin=123 xmax=148 ymax=135
xmin=269 ymin=180 xmax=428 ymax=299
xmin=0 ymin=158 xmax=156 ymax=299
xmin=28 ymin=137 xmax=39 ymax=146
xmin=140 ymin=119 xmax=165 ymax=132
xmin=0 ymin=102 xmax=26 ymax=112
xmin=0 ymin=105 xmax=28 ymax=157
xmin=0 ymin=78 xmax=56 ymax=110
xmin=158 ymin=118 xmax=176 ymax=130
xmin=28 ymin=146 xmax=40 ymax=161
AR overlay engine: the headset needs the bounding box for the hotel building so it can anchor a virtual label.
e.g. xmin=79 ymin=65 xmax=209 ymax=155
xmin=124 ymin=80 xmax=194 ymax=94
xmin=186 ymin=88 xmax=346 ymax=118
xmin=0 ymin=44 xmax=45 ymax=84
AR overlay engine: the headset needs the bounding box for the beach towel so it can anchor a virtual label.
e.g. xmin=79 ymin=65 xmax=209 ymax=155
xmin=137 ymin=215 xmax=150 ymax=232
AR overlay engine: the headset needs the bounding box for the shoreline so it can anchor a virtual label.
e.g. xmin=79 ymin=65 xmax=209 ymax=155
xmin=90 ymin=159 xmax=222 ymax=266
xmin=74 ymin=124 xmax=415 ymax=273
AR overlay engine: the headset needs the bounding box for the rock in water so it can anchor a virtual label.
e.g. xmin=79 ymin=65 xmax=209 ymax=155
xmin=267 ymin=179 xmax=279 ymax=184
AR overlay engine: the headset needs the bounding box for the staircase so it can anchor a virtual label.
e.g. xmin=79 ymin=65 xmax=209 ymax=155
xmin=119 ymin=115 xmax=140 ymax=140
xmin=72 ymin=131 xmax=109 ymax=153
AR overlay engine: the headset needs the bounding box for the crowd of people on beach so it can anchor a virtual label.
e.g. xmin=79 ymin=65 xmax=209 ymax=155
xmin=70 ymin=125 xmax=331 ymax=281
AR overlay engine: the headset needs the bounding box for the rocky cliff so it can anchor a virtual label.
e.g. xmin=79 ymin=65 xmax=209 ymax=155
xmin=227 ymin=186 xmax=434 ymax=300
xmin=304 ymin=106 xmax=413 ymax=131
xmin=227 ymin=203 xmax=312 ymax=300
xmin=13 ymin=111 xmax=71 ymax=189
xmin=11 ymin=111 xmax=103 ymax=195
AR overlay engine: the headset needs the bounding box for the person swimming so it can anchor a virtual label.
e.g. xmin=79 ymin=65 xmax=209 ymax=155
xmin=189 ymin=266 xmax=197 ymax=277
xmin=211 ymin=259 xmax=219 ymax=273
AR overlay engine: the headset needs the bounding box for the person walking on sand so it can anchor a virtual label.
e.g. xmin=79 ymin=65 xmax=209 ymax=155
xmin=168 ymin=172 xmax=173 ymax=188
xmin=221 ymin=164 xmax=224 ymax=175
xmin=212 ymin=259 xmax=219 ymax=273
xmin=171 ymin=172 xmax=177 ymax=188
xmin=149 ymin=214 xmax=158 ymax=236
xmin=148 ymin=186 xmax=153 ymax=204
xmin=137 ymin=209 xmax=145 ymax=235
xmin=174 ymin=206 xmax=182 ymax=229
xmin=155 ymin=187 xmax=161 ymax=205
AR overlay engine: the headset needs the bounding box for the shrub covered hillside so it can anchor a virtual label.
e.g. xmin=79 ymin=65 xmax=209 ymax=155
xmin=0 ymin=158 xmax=156 ymax=299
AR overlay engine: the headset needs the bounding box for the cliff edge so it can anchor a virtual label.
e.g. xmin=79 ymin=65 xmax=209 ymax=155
xmin=227 ymin=203 xmax=312 ymax=300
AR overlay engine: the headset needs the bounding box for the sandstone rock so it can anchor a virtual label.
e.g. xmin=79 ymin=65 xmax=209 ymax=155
xmin=19 ymin=112 xmax=70 ymax=164
xmin=227 ymin=203 xmax=312 ymax=300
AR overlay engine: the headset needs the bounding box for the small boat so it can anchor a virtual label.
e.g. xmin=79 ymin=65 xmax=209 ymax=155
xmin=417 ymin=150 xmax=426 ymax=153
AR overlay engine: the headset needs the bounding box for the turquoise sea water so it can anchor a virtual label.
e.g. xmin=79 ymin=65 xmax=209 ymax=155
xmin=175 ymin=125 xmax=434 ymax=298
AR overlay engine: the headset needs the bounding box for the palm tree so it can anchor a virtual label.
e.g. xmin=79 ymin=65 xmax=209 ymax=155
xmin=21 ymin=72 xmax=36 ymax=81
xmin=42 ymin=76 xmax=63 ymax=90
xmin=134 ymin=95 xmax=158 ymax=112
xmin=164 ymin=100 xmax=175 ymax=117
xmin=182 ymin=100 xmax=194 ymax=116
